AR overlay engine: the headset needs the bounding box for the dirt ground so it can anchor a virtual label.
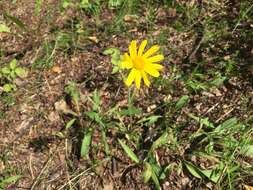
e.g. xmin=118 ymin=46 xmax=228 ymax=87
xmin=1 ymin=0 xmax=253 ymax=190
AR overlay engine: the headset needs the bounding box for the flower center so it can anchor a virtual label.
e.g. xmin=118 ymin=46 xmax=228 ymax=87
xmin=133 ymin=56 xmax=145 ymax=70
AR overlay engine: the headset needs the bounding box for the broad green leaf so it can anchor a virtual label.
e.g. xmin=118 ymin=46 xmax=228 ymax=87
xmin=214 ymin=117 xmax=238 ymax=133
xmin=210 ymin=76 xmax=226 ymax=87
xmin=184 ymin=161 xmax=202 ymax=179
xmin=103 ymin=48 xmax=121 ymax=68
xmin=9 ymin=59 xmax=17 ymax=69
xmin=80 ymin=0 xmax=90 ymax=9
xmin=10 ymin=70 xmax=16 ymax=79
xmin=150 ymin=164 xmax=161 ymax=190
xmin=175 ymin=95 xmax=189 ymax=111
xmin=3 ymin=84 xmax=15 ymax=92
xmin=65 ymin=118 xmax=76 ymax=129
xmin=143 ymin=162 xmax=152 ymax=183
xmin=118 ymin=139 xmax=139 ymax=163
xmin=118 ymin=107 xmax=142 ymax=116
xmin=0 ymin=24 xmax=10 ymax=33
xmin=111 ymin=66 xmax=119 ymax=74
xmin=102 ymin=48 xmax=120 ymax=56
xmin=201 ymin=162 xmax=224 ymax=183
xmin=151 ymin=132 xmax=168 ymax=152
xmin=1 ymin=67 xmax=11 ymax=74
xmin=201 ymin=169 xmax=221 ymax=183
xmin=15 ymin=67 xmax=27 ymax=78
xmin=81 ymin=128 xmax=93 ymax=157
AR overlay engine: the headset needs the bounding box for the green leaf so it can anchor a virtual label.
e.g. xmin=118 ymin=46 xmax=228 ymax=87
xmin=185 ymin=160 xmax=224 ymax=183
xmin=201 ymin=168 xmax=221 ymax=183
xmin=65 ymin=118 xmax=76 ymax=129
xmin=151 ymin=132 xmax=168 ymax=152
xmin=9 ymin=59 xmax=17 ymax=69
xmin=3 ymin=84 xmax=15 ymax=92
xmin=241 ymin=145 xmax=253 ymax=157
xmin=1 ymin=67 xmax=11 ymax=74
xmin=0 ymin=24 xmax=10 ymax=33
xmin=80 ymin=0 xmax=90 ymax=9
xmin=175 ymin=95 xmax=189 ymax=111
xmin=92 ymin=90 xmax=100 ymax=111
xmin=85 ymin=111 xmax=98 ymax=120
xmin=108 ymin=0 xmax=123 ymax=7
xmin=137 ymin=115 xmax=162 ymax=125
xmin=184 ymin=161 xmax=202 ymax=179
xmin=1 ymin=175 xmax=21 ymax=186
xmin=81 ymin=128 xmax=93 ymax=157
xmin=4 ymin=14 xmax=27 ymax=30
xmin=101 ymin=130 xmax=110 ymax=155
xmin=160 ymin=164 xmax=173 ymax=180
xmin=65 ymin=82 xmax=80 ymax=106
xmin=143 ymin=162 xmax=152 ymax=183
xmin=187 ymin=114 xmax=214 ymax=128
xmin=118 ymin=107 xmax=142 ymax=116
xmin=111 ymin=66 xmax=120 ymax=74
xmin=35 ymin=0 xmax=43 ymax=15
xmin=102 ymin=48 xmax=120 ymax=56
xmin=210 ymin=76 xmax=226 ymax=87
xmin=15 ymin=67 xmax=27 ymax=78
xmin=62 ymin=0 xmax=72 ymax=8
xmin=103 ymin=48 xmax=121 ymax=70
xmin=10 ymin=70 xmax=16 ymax=79
xmin=150 ymin=164 xmax=161 ymax=190
xmin=118 ymin=139 xmax=139 ymax=163
xmin=214 ymin=117 xmax=238 ymax=133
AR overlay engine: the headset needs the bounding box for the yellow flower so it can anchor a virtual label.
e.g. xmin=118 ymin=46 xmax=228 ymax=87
xmin=121 ymin=40 xmax=164 ymax=89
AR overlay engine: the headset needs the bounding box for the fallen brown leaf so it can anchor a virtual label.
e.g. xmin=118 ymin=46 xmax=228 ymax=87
xmin=244 ymin=184 xmax=253 ymax=190
xmin=51 ymin=66 xmax=62 ymax=73
xmin=88 ymin=36 xmax=99 ymax=43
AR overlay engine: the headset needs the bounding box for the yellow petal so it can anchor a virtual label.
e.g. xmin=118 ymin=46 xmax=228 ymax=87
xmin=123 ymin=53 xmax=131 ymax=61
xmin=138 ymin=40 xmax=147 ymax=56
xmin=129 ymin=40 xmax=137 ymax=59
xmin=125 ymin=69 xmax=137 ymax=86
xmin=141 ymin=71 xmax=150 ymax=87
xmin=144 ymin=64 xmax=160 ymax=77
xmin=149 ymin=63 xmax=164 ymax=70
xmin=146 ymin=54 xmax=164 ymax=63
xmin=143 ymin=45 xmax=159 ymax=58
xmin=135 ymin=70 xmax=141 ymax=89
xmin=121 ymin=61 xmax=133 ymax=69
xmin=121 ymin=53 xmax=133 ymax=69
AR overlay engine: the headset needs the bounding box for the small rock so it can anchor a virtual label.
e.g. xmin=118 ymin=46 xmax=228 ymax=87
xmin=123 ymin=15 xmax=138 ymax=22
xmin=48 ymin=111 xmax=61 ymax=123
xmin=103 ymin=182 xmax=114 ymax=190
xmin=210 ymin=87 xmax=222 ymax=97
xmin=51 ymin=66 xmax=62 ymax=73
xmin=147 ymin=104 xmax=157 ymax=112
xmin=55 ymin=99 xmax=78 ymax=116
xmin=181 ymin=177 xmax=190 ymax=186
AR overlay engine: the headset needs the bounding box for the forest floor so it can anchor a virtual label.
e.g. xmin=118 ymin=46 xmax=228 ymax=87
xmin=0 ymin=0 xmax=253 ymax=190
